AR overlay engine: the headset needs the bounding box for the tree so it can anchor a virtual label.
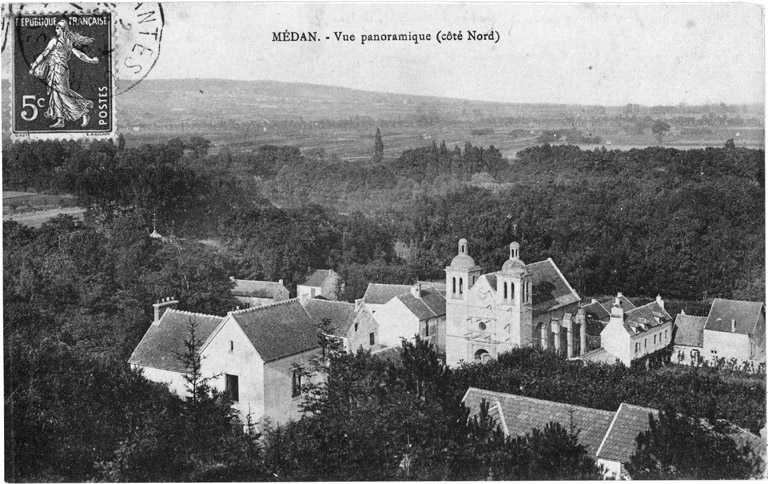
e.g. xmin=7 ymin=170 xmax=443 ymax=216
xmin=373 ymin=127 xmax=384 ymax=163
xmin=627 ymin=406 xmax=761 ymax=479
xmin=651 ymin=120 xmax=671 ymax=144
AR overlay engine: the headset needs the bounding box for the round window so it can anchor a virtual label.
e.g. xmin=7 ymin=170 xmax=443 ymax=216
xmin=478 ymin=322 xmax=487 ymax=331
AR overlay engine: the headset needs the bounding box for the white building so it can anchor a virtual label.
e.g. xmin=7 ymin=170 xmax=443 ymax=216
xmin=230 ymin=278 xmax=289 ymax=308
xmin=129 ymin=298 xmax=323 ymax=427
xmin=702 ymin=298 xmax=765 ymax=365
xmin=443 ymin=239 xmax=582 ymax=366
xmin=297 ymin=269 xmax=340 ymax=301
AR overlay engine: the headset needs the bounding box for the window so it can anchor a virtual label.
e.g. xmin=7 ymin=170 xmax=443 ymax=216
xmin=292 ymin=369 xmax=302 ymax=397
xmin=369 ymin=332 xmax=375 ymax=346
xmin=653 ymin=334 xmax=657 ymax=344
xmin=229 ymin=340 xmax=234 ymax=352
xmin=635 ymin=342 xmax=640 ymax=353
xmin=225 ymin=374 xmax=239 ymax=402
xmin=354 ymin=322 xmax=358 ymax=332
xmin=424 ymin=322 xmax=429 ymax=337
xmin=644 ymin=338 xmax=647 ymax=349
xmin=503 ymin=282 xmax=508 ymax=299
xmin=665 ymin=330 xmax=668 ymax=340
xmin=459 ymin=278 xmax=463 ymax=294
xmin=452 ymin=277 xmax=456 ymax=294
xmin=510 ymin=282 xmax=515 ymax=301
xmin=479 ymin=322 xmax=487 ymax=331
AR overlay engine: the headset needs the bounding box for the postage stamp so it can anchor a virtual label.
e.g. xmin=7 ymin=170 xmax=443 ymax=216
xmin=11 ymin=11 xmax=114 ymax=139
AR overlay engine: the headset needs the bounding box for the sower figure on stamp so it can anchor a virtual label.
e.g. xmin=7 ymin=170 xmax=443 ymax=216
xmin=28 ymin=19 xmax=99 ymax=128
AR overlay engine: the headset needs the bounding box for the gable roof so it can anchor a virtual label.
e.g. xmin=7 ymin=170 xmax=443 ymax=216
xmin=395 ymin=286 xmax=446 ymax=321
xmin=526 ymin=259 xmax=581 ymax=315
xmin=622 ymin=301 xmax=672 ymax=335
xmin=362 ymin=283 xmax=412 ymax=305
xmin=705 ymin=298 xmax=764 ymax=335
xmin=129 ymin=310 xmax=225 ymax=373
xmin=231 ymin=279 xmax=286 ymax=298
xmin=300 ymin=269 xmax=335 ymax=287
xmin=462 ymin=387 xmax=615 ymax=459
xmin=596 ymin=403 xmax=658 ymax=463
xmin=598 ymin=294 xmax=637 ymax=313
xmin=229 ymin=299 xmax=320 ymax=362
xmin=582 ymin=300 xmax=611 ymax=322
xmin=301 ymin=298 xmax=356 ymax=335
xmin=674 ymin=313 xmax=707 ymax=347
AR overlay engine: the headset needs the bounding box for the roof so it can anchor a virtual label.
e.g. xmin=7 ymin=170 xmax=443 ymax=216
xmin=596 ymin=403 xmax=658 ymax=463
xmin=395 ymin=286 xmax=446 ymax=320
xmin=300 ymin=269 xmax=334 ymax=288
xmin=582 ymin=300 xmax=611 ymax=322
xmin=526 ymin=259 xmax=581 ymax=315
xmin=229 ymin=299 xmax=320 ymax=362
xmin=231 ymin=279 xmax=286 ymax=298
xmin=462 ymin=387 xmax=615 ymax=458
xmin=705 ymin=298 xmax=764 ymax=335
xmin=362 ymin=283 xmax=412 ymax=305
xmin=578 ymin=347 xmax=620 ymax=364
xmin=128 ymin=310 xmax=225 ymax=373
xmin=598 ymin=295 xmax=637 ymax=313
xmin=622 ymin=301 xmax=672 ymax=335
xmin=301 ymin=299 xmax=356 ymax=335
xmin=3 ymin=191 xmax=35 ymax=199
xmin=674 ymin=314 xmax=707 ymax=347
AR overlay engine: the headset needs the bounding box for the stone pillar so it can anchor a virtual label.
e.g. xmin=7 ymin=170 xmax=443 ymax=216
xmin=578 ymin=309 xmax=587 ymax=356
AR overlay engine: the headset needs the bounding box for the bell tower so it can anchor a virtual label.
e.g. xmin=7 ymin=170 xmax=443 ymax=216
xmin=497 ymin=242 xmax=533 ymax=347
xmin=445 ymin=238 xmax=483 ymax=366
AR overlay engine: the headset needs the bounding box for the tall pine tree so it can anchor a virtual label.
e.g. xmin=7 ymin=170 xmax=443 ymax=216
xmin=373 ymin=127 xmax=384 ymax=162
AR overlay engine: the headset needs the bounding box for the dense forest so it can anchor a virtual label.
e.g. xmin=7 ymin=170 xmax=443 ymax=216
xmin=4 ymin=136 xmax=765 ymax=480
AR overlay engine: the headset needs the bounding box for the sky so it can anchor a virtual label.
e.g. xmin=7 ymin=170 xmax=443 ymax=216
xmin=2 ymin=2 xmax=765 ymax=106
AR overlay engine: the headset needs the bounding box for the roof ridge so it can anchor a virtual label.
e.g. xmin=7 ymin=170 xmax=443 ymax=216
xmin=229 ymin=298 xmax=299 ymax=315
xmin=464 ymin=387 xmax=614 ymax=415
xmin=369 ymin=282 xmax=412 ymax=287
xmin=166 ymin=308 xmax=223 ymax=319
xmin=305 ymin=299 xmax=354 ymax=306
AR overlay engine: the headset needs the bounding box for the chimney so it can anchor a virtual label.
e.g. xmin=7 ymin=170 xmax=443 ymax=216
xmin=680 ymin=309 xmax=686 ymax=316
xmin=655 ymin=295 xmax=665 ymax=310
xmin=591 ymin=298 xmax=598 ymax=304
xmin=731 ymin=319 xmax=736 ymax=333
xmin=229 ymin=276 xmax=235 ymax=281
xmin=610 ymin=294 xmax=624 ymax=324
xmin=153 ymin=297 xmax=179 ymax=323
xmin=411 ymin=282 xmax=422 ymax=299
xmin=279 ymin=279 xmax=284 ymax=286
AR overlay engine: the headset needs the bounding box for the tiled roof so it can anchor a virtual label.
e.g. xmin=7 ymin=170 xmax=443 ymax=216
xmin=462 ymin=387 xmax=615 ymax=458
xmin=231 ymin=279 xmax=286 ymax=298
xmin=598 ymin=295 xmax=637 ymax=313
xmin=129 ymin=310 xmax=225 ymax=373
xmin=230 ymin=299 xmax=320 ymax=362
xmin=526 ymin=259 xmax=581 ymax=315
xmin=582 ymin=300 xmax=611 ymax=322
xmin=362 ymin=283 xmax=412 ymax=305
xmin=623 ymin=301 xmax=672 ymax=335
xmin=396 ymin=287 xmax=446 ymax=320
xmin=300 ymin=269 xmax=334 ymax=287
xmin=705 ymin=298 xmax=764 ymax=335
xmin=579 ymin=347 xmax=620 ymax=364
xmin=674 ymin=314 xmax=707 ymax=347
xmin=301 ymin=299 xmax=356 ymax=335
xmin=596 ymin=403 xmax=658 ymax=463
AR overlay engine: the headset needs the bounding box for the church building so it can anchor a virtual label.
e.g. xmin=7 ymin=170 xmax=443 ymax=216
xmin=443 ymin=239 xmax=583 ymax=366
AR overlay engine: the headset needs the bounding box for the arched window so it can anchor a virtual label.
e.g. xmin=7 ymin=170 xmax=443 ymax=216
xmin=503 ymin=282 xmax=508 ymax=299
xmin=459 ymin=278 xmax=463 ymax=294
xmin=474 ymin=349 xmax=491 ymax=363
xmin=452 ymin=277 xmax=456 ymax=294
xmin=510 ymin=282 xmax=515 ymax=301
